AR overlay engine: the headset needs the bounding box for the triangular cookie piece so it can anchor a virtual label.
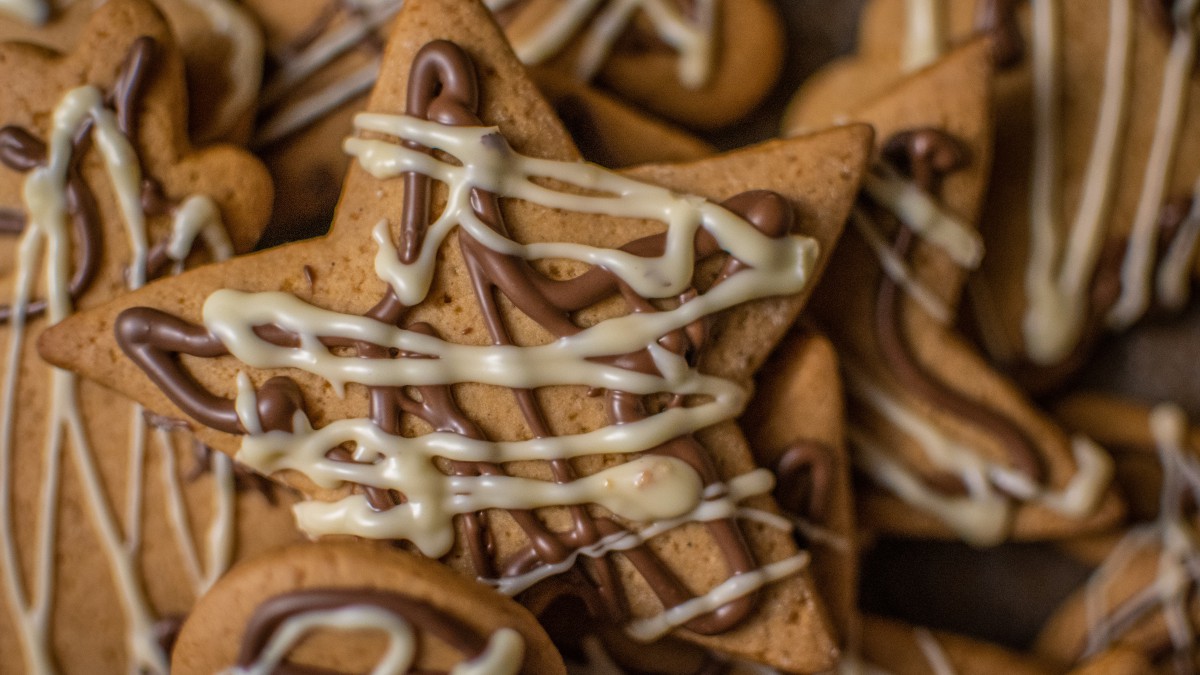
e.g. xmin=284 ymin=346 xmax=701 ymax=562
xmin=40 ymin=0 xmax=873 ymax=670
xmin=742 ymin=325 xmax=858 ymax=642
xmin=798 ymin=40 xmax=1122 ymax=544
xmin=0 ymin=1 xmax=297 ymax=673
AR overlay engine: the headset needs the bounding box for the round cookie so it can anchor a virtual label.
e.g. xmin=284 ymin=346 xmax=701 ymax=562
xmin=173 ymin=541 xmax=566 ymax=675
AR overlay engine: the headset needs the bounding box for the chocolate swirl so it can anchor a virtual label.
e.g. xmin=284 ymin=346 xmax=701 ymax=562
xmin=117 ymin=40 xmax=802 ymax=636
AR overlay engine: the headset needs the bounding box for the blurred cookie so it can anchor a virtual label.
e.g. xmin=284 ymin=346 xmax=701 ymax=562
xmin=1036 ymin=403 xmax=1200 ymax=671
xmin=0 ymin=1 xmax=297 ymax=672
xmin=0 ymin=0 xmax=264 ymax=143
xmin=846 ymin=614 xmax=1055 ymax=675
xmin=496 ymin=0 xmax=785 ymax=129
xmin=532 ymin=68 xmax=714 ymax=168
xmin=40 ymin=0 xmax=874 ymax=670
xmin=796 ymin=38 xmax=1121 ymax=544
xmin=173 ymin=540 xmax=565 ymax=675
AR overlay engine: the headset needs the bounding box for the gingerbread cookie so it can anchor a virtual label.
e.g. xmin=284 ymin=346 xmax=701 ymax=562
xmin=795 ymin=38 xmax=1122 ymax=544
xmin=0 ymin=0 xmax=264 ymax=144
xmin=494 ymin=0 xmax=785 ymax=130
xmin=1056 ymin=391 xmax=1200 ymax=523
xmin=1036 ymin=402 xmax=1200 ymax=671
xmin=741 ymin=325 xmax=857 ymax=643
xmin=0 ymin=1 xmax=298 ymax=672
xmin=531 ymin=68 xmax=714 ymax=169
xmin=782 ymin=0 xmax=1000 ymax=135
xmin=173 ymin=540 xmax=565 ymax=675
xmin=39 ymin=0 xmax=875 ymax=670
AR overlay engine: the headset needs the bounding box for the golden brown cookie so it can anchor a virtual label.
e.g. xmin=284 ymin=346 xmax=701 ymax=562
xmin=0 ymin=0 xmax=264 ymax=143
xmin=0 ymin=1 xmax=299 ymax=672
xmin=966 ymin=0 xmax=1200 ymax=392
xmin=782 ymin=0 xmax=991 ymax=135
xmin=787 ymin=0 xmax=1200 ymax=398
xmin=497 ymin=0 xmax=785 ymax=130
xmin=741 ymin=325 xmax=857 ymax=643
xmin=247 ymin=0 xmax=721 ymax=248
xmin=532 ymin=68 xmax=714 ymax=168
xmin=795 ymin=37 xmax=1122 ymax=544
xmin=173 ymin=540 xmax=566 ymax=675
xmin=1035 ymin=402 xmax=1200 ymax=671
xmin=1055 ymin=391 xmax=1200 ymax=523
xmin=39 ymin=0 xmax=874 ymax=670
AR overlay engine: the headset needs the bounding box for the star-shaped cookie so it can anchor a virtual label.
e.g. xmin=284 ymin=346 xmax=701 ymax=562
xmin=0 ymin=1 xmax=299 ymax=672
xmin=40 ymin=0 xmax=873 ymax=670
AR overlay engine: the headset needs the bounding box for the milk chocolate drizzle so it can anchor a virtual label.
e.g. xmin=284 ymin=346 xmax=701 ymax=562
xmin=236 ymin=588 xmax=494 ymax=675
xmin=116 ymin=40 xmax=799 ymax=635
xmin=872 ymin=128 xmax=1043 ymax=494
xmin=772 ymin=441 xmax=834 ymax=522
xmin=0 ymin=36 xmax=210 ymax=322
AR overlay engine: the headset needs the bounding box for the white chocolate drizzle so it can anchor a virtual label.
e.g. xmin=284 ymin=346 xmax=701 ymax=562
xmin=226 ymin=607 xmax=524 ymax=675
xmin=844 ymin=363 xmax=1112 ymax=546
xmin=0 ymin=84 xmax=237 ymax=673
xmin=902 ymin=0 xmax=947 ymax=72
xmin=861 ymin=170 xmax=983 ymax=270
xmin=200 ymin=110 xmax=819 ymax=639
xmin=486 ymin=0 xmax=718 ymax=88
xmin=625 ymin=552 xmax=808 ymax=642
xmin=1082 ymin=403 xmax=1200 ymax=667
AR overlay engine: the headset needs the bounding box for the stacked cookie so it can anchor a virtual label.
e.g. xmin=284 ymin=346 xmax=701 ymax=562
xmin=0 ymin=0 xmax=1197 ymax=673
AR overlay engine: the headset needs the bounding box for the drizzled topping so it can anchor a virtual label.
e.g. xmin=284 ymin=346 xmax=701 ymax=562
xmin=0 ymin=35 xmax=238 ymax=674
xmin=231 ymin=588 xmax=525 ymax=675
xmin=117 ymin=39 xmax=815 ymax=640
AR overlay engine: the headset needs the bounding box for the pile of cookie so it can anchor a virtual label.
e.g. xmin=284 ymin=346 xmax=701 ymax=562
xmin=0 ymin=0 xmax=1196 ymax=672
